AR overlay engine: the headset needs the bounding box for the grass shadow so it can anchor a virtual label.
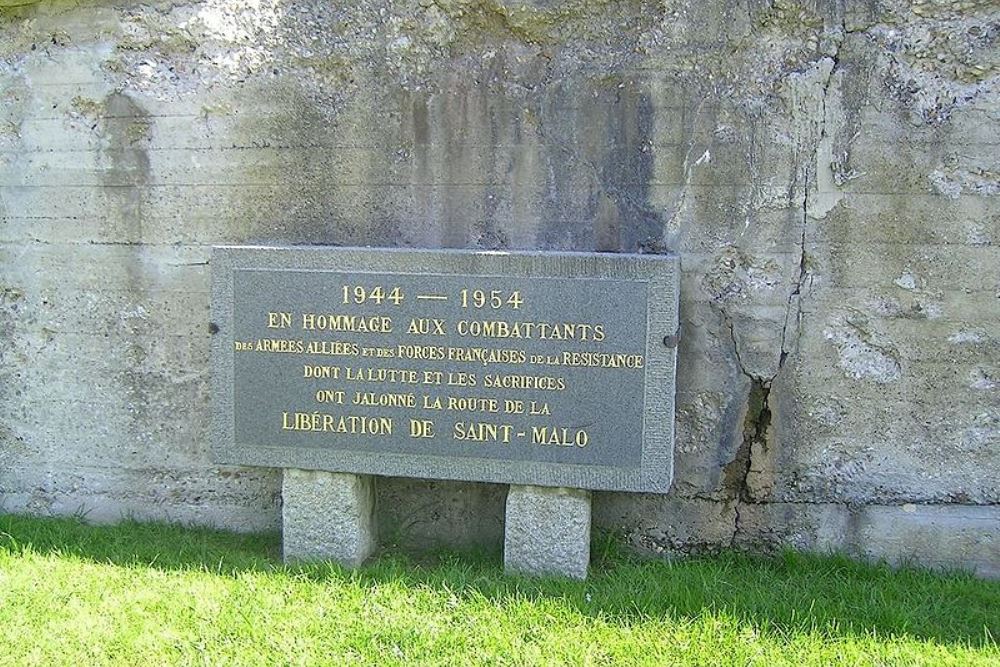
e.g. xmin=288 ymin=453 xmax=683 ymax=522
xmin=2 ymin=513 xmax=997 ymax=649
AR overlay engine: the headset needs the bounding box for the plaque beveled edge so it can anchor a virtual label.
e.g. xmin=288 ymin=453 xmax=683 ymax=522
xmin=209 ymin=245 xmax=678 ymax=493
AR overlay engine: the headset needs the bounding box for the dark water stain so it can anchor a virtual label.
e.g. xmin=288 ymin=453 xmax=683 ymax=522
xmin=533 ymin=78 xmax=665 ymax=253
xmin=99 ymin=92 xmax=150 ymax=243
xmin=98 ymin=92 xmax=153 ymax=446
xmin=595 ymin=82 xmax=661 ymax=252
xmin=231 ymin=82 xmax=404 ymax=247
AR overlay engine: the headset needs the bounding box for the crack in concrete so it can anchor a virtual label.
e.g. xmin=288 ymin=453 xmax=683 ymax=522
xmin=778 ymin=171 xmax=810 ymax=371
xmin=722 ymin=310 xmax=772 ymax=543
xmin=724 ymin=315 xmax=750 ymax=380
xmin=726 ymin=30 xmax=844 ymax=545
xmin=723 ymin=370 xmax=773 ymax=544
xmin=777 ymin=45 xmax=839 ymax=372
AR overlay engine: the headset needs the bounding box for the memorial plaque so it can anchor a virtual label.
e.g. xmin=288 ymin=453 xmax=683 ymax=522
xmin=211 ymin=247 xmax=678 ymax=492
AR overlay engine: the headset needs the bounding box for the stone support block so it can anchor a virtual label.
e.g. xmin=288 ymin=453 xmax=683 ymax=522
xmin=504 ymin=485 xmax=591 ymax=579
xmin=282 ymin=469 xmax=375 ymax=567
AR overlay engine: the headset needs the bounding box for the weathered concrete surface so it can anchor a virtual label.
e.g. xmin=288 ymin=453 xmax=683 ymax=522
xmin=505 ymin=485 xmax=591 ymax=579
xmin=736 ymin=502 xmax=1000 ymax=579
xmin=282 ymin=469 xmax=375 ymax=566
xmin=0 ymin=1 xmax=997 ymax=575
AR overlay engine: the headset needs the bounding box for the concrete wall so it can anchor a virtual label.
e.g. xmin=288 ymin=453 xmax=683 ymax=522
xmin=1 ymin=0 xmax=997 ymax=576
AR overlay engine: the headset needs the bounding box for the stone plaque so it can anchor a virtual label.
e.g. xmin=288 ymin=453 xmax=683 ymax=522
xmin=211 ymin=246 xmax=678 ymax=492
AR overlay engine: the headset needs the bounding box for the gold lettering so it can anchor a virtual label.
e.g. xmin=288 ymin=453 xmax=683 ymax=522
xmin=409 ymin=419 xmax=435 ymax=438
xmin=305 ymin=341 xmax=359 ymax=357
xmin=482 ymin=374 xmax=566 ymax=391
xmin=281 ymin=412 xmax=392 ymax=435
xmin=406 ymin=318 xmax=447 ymax=336
xmin=396 ymin=344 xmax=446 ymax=361
xmin=345 ymin=367 xmax=420 ymax=384
xmin=267 ymin=312 xmax=292 ymax=329
xmin=254 ymin=339 xmax=303 ymax=353
xmin=531 ymin=426 xmax=589 ymax=447
xmin=351 ymin=391 xmax=416 ymax=408
xmin=446 ymin=372 xmax=476 ymax=387
xmin=453 ymin=421 xmax=512 ymax=444
xmin=301 ymin=313 xmax=393 ymax=334
xmin=446 ymin=346 xmax=526 ymax=366
xmin=453 ymin=319 xmax=606 ymax=343
xmin=528 ymin=401 xmax=551 ymax=415
xmin=304 ymin=365 xmax=340 ymax=379
xmin=314 ymin=389 xmax=345 ymax=404
xmin=545 ymin=352 xmax=644 ymax=369
xmin=446 ymin=396 xmax=499 ymax=413
xmin=503 ymin=399 xmax=524 ymax=414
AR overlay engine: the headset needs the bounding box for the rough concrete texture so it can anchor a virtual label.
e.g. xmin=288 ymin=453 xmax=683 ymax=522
xmin=504 ymin=485 xmax=591 ymax=579
xmin=0 ymin=1 xmax=997 ymax=575
xmin=735 ymin=502 xmax=1000 ymax=579
xmin=282 ymin=469 xmax=375 ymax=566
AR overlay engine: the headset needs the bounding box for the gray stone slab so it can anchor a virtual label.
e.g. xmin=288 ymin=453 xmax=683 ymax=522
xmin=281 ymin=469 xmax=376 ymax=566
xmin=504 ymin=485 xmax=592 ymax=579
xmin=211 ymin=246 xmax=679 ymax=493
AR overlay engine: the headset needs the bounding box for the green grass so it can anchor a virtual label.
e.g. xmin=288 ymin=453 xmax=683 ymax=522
xmin=0 ymin=514 xmax=997 ymax=666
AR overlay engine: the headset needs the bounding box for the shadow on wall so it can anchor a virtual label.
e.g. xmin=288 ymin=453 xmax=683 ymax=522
xmin=2 ymin=513 xmax=996 ymax=649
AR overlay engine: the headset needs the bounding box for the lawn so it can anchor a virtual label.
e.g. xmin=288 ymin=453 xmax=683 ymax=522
xmin=0 ymin=514 xmax=996 ymax=666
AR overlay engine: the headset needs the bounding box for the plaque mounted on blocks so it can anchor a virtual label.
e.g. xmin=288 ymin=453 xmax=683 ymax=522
xmin=211 ymin=246 xmax=678 ymax=493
